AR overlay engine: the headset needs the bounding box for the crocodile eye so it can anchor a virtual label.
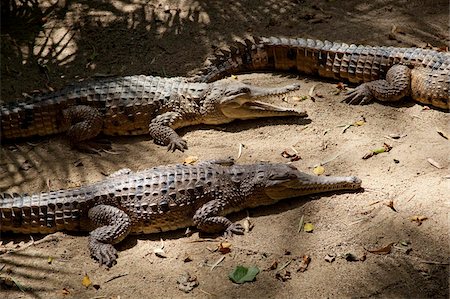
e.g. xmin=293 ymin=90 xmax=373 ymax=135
xmin=269 ymin=173 xmax=294 ymax=180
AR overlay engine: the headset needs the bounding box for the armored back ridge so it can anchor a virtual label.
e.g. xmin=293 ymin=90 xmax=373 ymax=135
xmin=1 ymin=160 xmax=361 ymax=267
xmin=195 ymin=37 xmax=449 ymax=109
xmin=1 ymin=75 xmax=306 ymax=152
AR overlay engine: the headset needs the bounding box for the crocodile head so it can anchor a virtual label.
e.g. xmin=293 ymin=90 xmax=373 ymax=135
xmin=201 ymin=80 xmax=307 ymax=124
xmin=240 ymin=163 xmax=362 ymax=208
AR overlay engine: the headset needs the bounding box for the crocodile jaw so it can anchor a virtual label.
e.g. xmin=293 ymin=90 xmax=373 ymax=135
xmin=220 ymin=97 xmax=307 ymax=120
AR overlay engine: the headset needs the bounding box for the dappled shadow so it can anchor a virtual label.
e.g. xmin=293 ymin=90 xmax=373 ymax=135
xmin=1 ymin=0 xmax=449 ymax=298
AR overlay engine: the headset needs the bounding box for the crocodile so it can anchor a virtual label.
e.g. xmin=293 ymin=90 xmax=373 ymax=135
xmin=0 ymin=75 xmax=306 ymax=152
xmin=193 ymin=36 xmax=449 ymax=110
xmin=0 ymin=159 xmax=362 ymax=267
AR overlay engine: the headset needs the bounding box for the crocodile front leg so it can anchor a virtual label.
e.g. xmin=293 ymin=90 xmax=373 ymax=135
xmin=343 ymin=65 xmax=412 ymax=105
xmin=88 ymin=204 xmax=131 ymax=267
xmin=148 ymin=112 xmax=188 ymax=152
xmin=193 ymin=200 xmax=244 ymax=236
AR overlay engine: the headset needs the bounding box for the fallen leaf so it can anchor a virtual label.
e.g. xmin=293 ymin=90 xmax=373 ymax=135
xmin=229 ymin=266 xmax=260 ymax=284
xmin=243 ymin=217 xmax=253 ymax=233
xmin=154 ymin=247 xmax=167 ymax=258
xmin=336 ymin=82 xmax=346 ymax=91
xmin=324 ymin=254 xmax=335 ymax=263
xmin=427 ymin=158 xmax=443 ymax=169
xmin=363 ymin=143 xmax=393 ymax=159
xmin=218 ymin=242 xmax=232 ymax=254
xmin=275 ymin=270 xmax=291 ymax=281
xmin=177 ymin=272 xmax=199 ymax=293
xmin=281 ymin=149 xmax=301 ymax=162
xmin=383 ymin=200 xmax=397 ymax=212
xmin=353 ymin=120 xmax=365 ymax=126
xmin=82 ymin=274 xmax=92 ymax=288
xmin=73 ymin=160 xmax=83 ymax=167
xmin=411 ymin=215 xmax=428 ymax=225
xmin=303 ymin=222 xmax=314 ymax=233
xmin=267 ymin=260 xmax=278 ymax=271
xmin=313 ymin=165 xmax=325 ymax=175
xmin=342 ymin=253 xmax=360 ymax=262
xmin=47 ymin=256 xmax=53 ymax=264
xmin=183 ymin=156 xmax=198 ymax=165
xmin=297 ymin=255 xmax=311 ymax=272
xmin=62 ymin=288 xmax=70 ymax=295
xmin=365 ymin=243 xmax=394 ymax=255
xmin=297 ymin=215 xmax=304 ymax=233
xmin=230 ymin=75 xmax=238 ymax=80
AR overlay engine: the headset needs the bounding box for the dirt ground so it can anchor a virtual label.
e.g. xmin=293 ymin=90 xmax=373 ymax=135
xmin=1 ymin=0 xmax=449 ymax=298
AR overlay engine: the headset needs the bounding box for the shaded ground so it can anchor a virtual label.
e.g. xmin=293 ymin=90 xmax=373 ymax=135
xmin=0 ymin=0 xmax=449 ymax=298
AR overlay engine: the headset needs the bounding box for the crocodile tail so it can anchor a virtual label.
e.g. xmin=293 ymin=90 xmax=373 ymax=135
xmin=0 ymin=91 xmax=73 ymax=141
xmin=193 ymin=36 xmax=446 ymax=85
xmin=0 ymin=188 xmax=91 ymax=234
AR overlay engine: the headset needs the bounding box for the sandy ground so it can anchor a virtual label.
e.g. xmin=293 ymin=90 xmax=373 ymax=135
xmin=1 ymin=0 xmax=449 ymax=298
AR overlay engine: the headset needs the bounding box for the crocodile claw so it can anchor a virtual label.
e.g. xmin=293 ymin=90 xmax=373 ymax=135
xmin=342 ymin=84 xmax=374 ymax=105
xmin=90 ymin=241 xmax=118 ymax=267
xmin=224 ymin=223 xmax=245 ymax=237
xmin=167 ymin=138 xmax=188 ymax=152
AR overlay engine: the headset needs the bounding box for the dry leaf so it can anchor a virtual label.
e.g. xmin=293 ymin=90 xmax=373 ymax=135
xmin=183 ymin=156 xmax=198 ymax=165
xmin=303 ymin=222 xmax=314 ymax=233
xmin=230 ymin=75 xmax=238 ymax=80
xmin=297 ymin=255 xmax=311 ymax=272
xmin=243 ymin=217 xmax=253 ymax=233
xmin=154 ymin=248 xmax=167 ymax=258
xmin=313 ymin=165 xmax=325 ymax=175
xmin=281 ymin=149 xmax=301 ymax=162
xmin=383 ymin=200 xmax=397 ymax=212
xmin=366 ymin=243 xmax=394 ymax=255
xmin=267 ymin=260 xmax=278 ymax=271
xmin=82 ymin=274 xmax=92 ymax=288
xmin=177 ymin=272 xmax=199 ymax=293
xmin=218 ymin=242 xmax=232 ymax=254
xmin=354 ymin=120 xmax=365 ymax=126
xmin=336 ymin=82 xmax=346 ymax=90
xmin=275 ymin=270 xmax=291 ymax=281
xmin=427 ymin=158 xmax=443 ymax=169
xmin=324 ymin=254 xmax=335 ymax=263
xmin=62 ymin=288 xmax=70 ymax=295
xmin=47 ymin=256 xmax=53 ymax=264
xmin=411 ymin=215 xmax=428 ymax=225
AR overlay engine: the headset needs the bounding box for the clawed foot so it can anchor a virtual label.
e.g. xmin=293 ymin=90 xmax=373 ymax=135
xmin=75 ymin=139 xmax=112 ymax=154
xmin=89 ymin=240 xmax=118 ymax=267
xmin=167 ymin=137 xmax=188 ymax=152
xmin=342 ymin=84 xmax=374 ymax=105
xmin=224 ymin=223 xmax=245 ymax=238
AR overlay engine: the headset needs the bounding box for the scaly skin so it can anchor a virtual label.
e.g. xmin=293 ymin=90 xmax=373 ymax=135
xmin=194 ymin=37 xmax=449 ymax=110
xmin=0 ymin=159 xmax=361 ymax=267
xmin=0 ymin=76 xmax=306 ymax=152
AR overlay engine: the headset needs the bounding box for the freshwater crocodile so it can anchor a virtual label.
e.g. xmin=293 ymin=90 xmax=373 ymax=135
xmin=0 ymin=159 xmax=361 ymax=267
xmin=193 ymin=36 xmax=449 ymax=110
xmin=0 ymin=75 xmax=306 ymax=152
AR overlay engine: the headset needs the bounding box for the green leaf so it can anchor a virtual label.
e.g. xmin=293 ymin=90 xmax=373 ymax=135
xmin=229 ymin=266 xmax=260 ymax=284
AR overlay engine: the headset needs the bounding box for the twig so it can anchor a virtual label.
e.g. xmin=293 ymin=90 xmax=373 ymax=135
xmin=198 ymin=288 xmax=217 ymax=297
xmin=419 ymin=260 xmax=449 ymax=265
xmin=210 ymin=256 xmax=225 ymax=271
xmin=105 ymin=273 xmax=129 ymax=283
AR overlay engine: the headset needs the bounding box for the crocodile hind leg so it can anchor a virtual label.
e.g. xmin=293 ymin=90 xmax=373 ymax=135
xmin=62 ymin=105 xmax=107 ymax=152
xmin=343 ymin=65 xmax=412 ymax=105
xmin=193 ymin=200 xmax=244 ymax=237
xmin=88 ymin=205 xmax=131 ymax=267
xmin=148 ymin=112 xmax=188 ymax=152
